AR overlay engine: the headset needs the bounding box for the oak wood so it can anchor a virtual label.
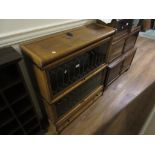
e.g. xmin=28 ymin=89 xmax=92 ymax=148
xmin=21 ymin=23 xmax=115 ymax=68
xmin=56 ymin=86 xmax=103 ymax=132
xmin=108 ymin=38 xmax=125 ymax=63
xmin=121 ymin=50 xmax=136 ymax=73
xmin=50 ymin=64 xmax=107 ymax=104
xmin=113 ymin=30 xmax=128 ymax=41
xmin=44 ymin=37 xmax=111 ymax=70
xmin=105 ymin=48 xmax=136 ymax=86
xmin=61 ymin=37 xmax=155 ymax=134
xmin=45 ymin=67 xmax=106 ymax=132
xmin=21 ymin=23 xmax=114 ymax=133
xmin=106 ymin=61 xmax=122 ymax=86
xmin=21 ymin=23 xmax=114 ymax=103
xmin=32 ymin=64 xmax=52 ymax=102
xmin=123 ymin=31 xmax=139 ymax=53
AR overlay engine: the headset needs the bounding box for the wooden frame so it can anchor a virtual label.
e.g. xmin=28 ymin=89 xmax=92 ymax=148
xmin=105 ymin=48 xmax=137 ymax=87
xmin=123 ymin=26 xmax=141 ymax=53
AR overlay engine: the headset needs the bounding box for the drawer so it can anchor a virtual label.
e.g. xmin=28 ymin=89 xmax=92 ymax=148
xmin=105 ymin=60 xmax=122 ymax=86
xmin=108 ymin=38 xmax=125 ymax=63
xmin=124 ymin=31 xmax=139 ymax=52
xmin=121 ymin=49 xmax=136 ymax=73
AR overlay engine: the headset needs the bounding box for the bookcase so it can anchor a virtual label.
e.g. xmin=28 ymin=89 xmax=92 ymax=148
xmin=21 ymin=23 xmax=115 ymax=132
xmin=0 ymin=47 xmax=42 ymax=135
xmin=97 ymin=20 xmax=141 ymax=86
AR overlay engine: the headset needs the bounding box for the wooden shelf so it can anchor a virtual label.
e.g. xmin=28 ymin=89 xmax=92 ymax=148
xmin=19 ymin=108 xmax=36 ymax=123
xmin=0 ymin=116 xmax=14 ymax=128
xmin=0 ymin=79 xmax=22 ymax=92
xmin=3 ymin=82 xmax=26 ymax=104
xmin=51 ymin=64 xmax=107 ymax=104
xmin=0 ymin=64 xmax=21 ymax=90
xmin=23 ymin=115 xmax=37 ymax=126
xmin=28 ymin=124 xmax=41 ymax=135
xmin=2 ymin=120 xmax=21 ymax=135
xmin=0 ymin=47 xmax=43 ymax=135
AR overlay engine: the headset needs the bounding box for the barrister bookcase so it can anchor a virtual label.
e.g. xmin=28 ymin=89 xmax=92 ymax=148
xmin=0 ymin=47 xmax=42 ymax=135
xmin=97 ymin=19 xmax=141 ymax=86
xmin=105 ymin=48 xmax=137 ymax=86
xmin=21 ymin=23 xmax=115 ymax=132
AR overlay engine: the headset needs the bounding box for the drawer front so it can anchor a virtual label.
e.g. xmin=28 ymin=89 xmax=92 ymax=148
xmin=106 ymin=62 xmax=122 ymax=85
xmin=108 ymin=39 xmax=125 ymax=63
xmin=121 ymin=51 xmax=136 ymax=73
xmin=124 ymin=32 xmax=139 ymax=52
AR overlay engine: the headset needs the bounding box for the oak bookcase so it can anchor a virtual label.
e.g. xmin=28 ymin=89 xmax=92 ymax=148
xmin=21 ymin=23 xmax=115 ymax=132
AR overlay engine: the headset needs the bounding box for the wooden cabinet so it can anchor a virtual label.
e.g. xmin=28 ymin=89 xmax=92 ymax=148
xmin=108 ymin=38 xmax=126 ymax=63
xmin=105 ymin=48 xmax=137 ymax=86
xmin=105 ymin=59 xmax=122 ymax=86
xmin=123 ymin=28 xmax=139 ymax=53
xmin=121 ymin=48 xmax=136 ymax=73
xmin=0 ymin=47 xmax=42 ymax=135
xmin=97 ymin=20 xmax=141 ymax=87
xmin=21 ymin=23 xmax=115 ymax=132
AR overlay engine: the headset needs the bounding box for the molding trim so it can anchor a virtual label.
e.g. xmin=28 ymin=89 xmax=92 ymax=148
xmin=0 ymin=19 xmax=95 ymax=48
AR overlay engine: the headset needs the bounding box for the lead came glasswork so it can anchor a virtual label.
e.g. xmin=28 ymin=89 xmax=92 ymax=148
xmin=50 ymin=42 xmax=108 ymax=95
xmin=55 ymin=71 xmax=104 ymax=118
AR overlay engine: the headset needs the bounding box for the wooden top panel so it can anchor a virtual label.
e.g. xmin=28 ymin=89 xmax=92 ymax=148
xmin=21 ymin=23 xmax=115 ymax=68
xmin=0 ymin=47 xmax=21 ymax=67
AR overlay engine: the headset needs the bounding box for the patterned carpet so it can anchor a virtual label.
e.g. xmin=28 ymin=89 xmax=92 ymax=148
xmin=139 ymin=30 xmax=155 ymax=40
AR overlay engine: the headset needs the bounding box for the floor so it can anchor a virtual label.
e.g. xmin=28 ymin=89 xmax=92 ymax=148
xmin=140 ymin=30 xmax=155 ymax=40
xmin=61 ymin=36 xmax=155 ymax=135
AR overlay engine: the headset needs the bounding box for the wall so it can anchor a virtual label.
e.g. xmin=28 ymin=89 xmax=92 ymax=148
xmin=0 ymin=19 xmax=68 ymax=35
xmin=0 ymin=19 xmax=94 ymax=47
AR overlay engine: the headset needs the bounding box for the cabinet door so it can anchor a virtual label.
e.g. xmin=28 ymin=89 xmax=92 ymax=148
xmin=108 ymin=38 xmax=125 ymax=63
xmin=124 ymin=32 xmax=139 ymax=52
xmin=106 ymin=61 xmax=122 ymax=86
xmin=121 ymin=52 xmax=135 ymax=73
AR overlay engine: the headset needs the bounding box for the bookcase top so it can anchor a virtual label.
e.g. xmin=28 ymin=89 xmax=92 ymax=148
xmin=21 ymin=23 xmax=115 ymax=68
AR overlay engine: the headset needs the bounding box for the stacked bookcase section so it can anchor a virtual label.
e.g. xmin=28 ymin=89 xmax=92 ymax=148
xmin=21 ymin=23 xmax=115 ymax=132
xmin=97 ymin=19 xmax=141 ymax=86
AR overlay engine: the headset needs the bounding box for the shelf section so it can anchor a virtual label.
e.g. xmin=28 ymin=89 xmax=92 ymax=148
xmin=51 ymin=64 xmax=107 ymax=104
xmin=3 ymin=82 xmax=26 ymax=104
xmin=0 ymin=64 xmax=21 ymax=90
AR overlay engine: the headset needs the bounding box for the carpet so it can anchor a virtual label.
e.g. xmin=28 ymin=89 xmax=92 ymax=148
xmin=139 ymin=30 xmax=155 ymax=40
